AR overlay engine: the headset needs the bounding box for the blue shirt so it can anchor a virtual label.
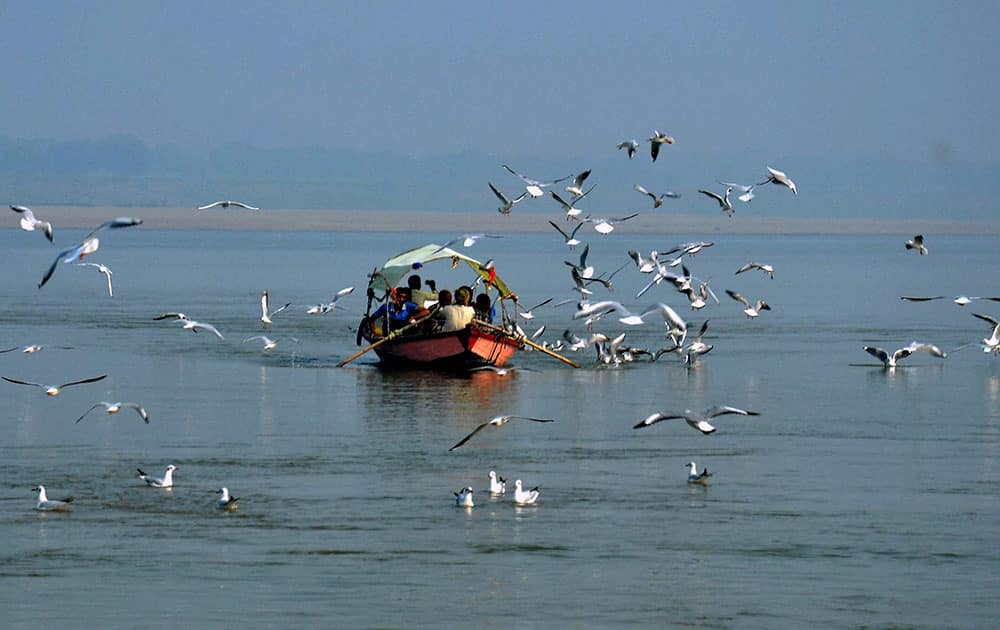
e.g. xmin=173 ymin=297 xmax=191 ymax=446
xmin=372 ymin=300 xmax=419 ymax=322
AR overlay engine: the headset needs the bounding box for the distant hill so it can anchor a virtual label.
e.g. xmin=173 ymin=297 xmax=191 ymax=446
xmin=1 ymin=134 xmax=995 ymax=219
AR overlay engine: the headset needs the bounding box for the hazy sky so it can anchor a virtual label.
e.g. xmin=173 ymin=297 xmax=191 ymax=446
xmin=2 ymin=1 xmax=997 ymax=167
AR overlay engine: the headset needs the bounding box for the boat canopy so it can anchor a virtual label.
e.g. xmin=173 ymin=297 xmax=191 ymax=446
xmin=367 ymin=243 xmax=514 ymax=299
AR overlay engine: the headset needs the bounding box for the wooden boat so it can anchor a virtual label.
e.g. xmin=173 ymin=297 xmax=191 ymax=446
xmin=352 ymin=243 xmax=523 ymax=370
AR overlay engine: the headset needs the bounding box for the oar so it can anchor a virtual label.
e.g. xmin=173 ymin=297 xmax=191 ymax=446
xmin=477 ymin=321 xmax=580 ymax=368
xmin=338 ymin=310 xmax=436 ymax=367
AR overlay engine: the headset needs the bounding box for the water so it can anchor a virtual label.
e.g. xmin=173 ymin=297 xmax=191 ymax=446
xmin=1 ymin=226 xmax=998 ymax=628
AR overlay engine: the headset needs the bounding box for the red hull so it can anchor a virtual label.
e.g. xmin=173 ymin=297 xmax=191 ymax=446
xmin=364 ymin=325 xmax=521 ymax=370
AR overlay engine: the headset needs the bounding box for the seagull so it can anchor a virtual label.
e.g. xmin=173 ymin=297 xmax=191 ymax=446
xmin=434 ymin=233 xmax=503 ymax=253
xmin=900 ymin=295 xmax=1000 ymax=307
xmin=662 ymin=241 xmax=715 ymax=258
xmin=617 ymin=139 xmax=639 ymax=158
xmin=735 ymin=262 xmax=774 ymax=279
xmin=548 ymin=220 xmax=584 ymax=250
xmin=244 ymin=335 xmax=280 ymax=351
xmin=513 ymin=480 xmax=540 ymax=505
xmin=757 ymin=166 xmax=797 ymax=195
xmin=551 ymin=190 xmax=593 ymax=220
xmin=0 ymin=344 xmax=73 ymax=354
xmin=681 ymin=320 xmax=713 ymax=365
xmin=573 ymin=300 xmax=645 ymax=326
xmin=725 ymin=290 xmax=771 ymax=318
xmin=517 ymin=297 xmax=553 ymax=320
xmin=564 ymin=169 xmax=592 ymax=199
xmin=32 ymin=485 xmax=73 ymax=511
xmin=10 ymin=205 xmax=54 ymax=242
xmin=454 ymin=487 xmax=475 ymax=508
xmin=306 ymin=286 xmax=354 ymax=314
xmin=582 ymin=213 xmax=639 ymax=235
xmin=717 ymin=181 xmax=755 ymax=202
xmin=633 ymin=405 xmax=759 ymax=434
xmin=973 ymin=313 xmax=1000 ymax=352
xmin=488 ymin=471 xmax=506 ymax=495
xmin=904 ymin=235 xmax=928 ymax=255
xmin=197 ymin=200 xmax=259 ymax=211
xmin=634 ymin=184 xmax=680 ymax=208
xmin=75 ymin=401 xmax=149 ymax=424
xmin=502 ymin=164 xmax=573 ymax=198
xmin=261 ymin=290 xmax=291 ymax=328
xmin=448 ymin=415 xmax=554 ymax=451
xmin=216 ymin=488 xmax=239 ymax=511
xmin=648 ymin=130 xmax=675 ymax=162
xmin=641 ymin=303 xmax=688 ymax=346
xmin=686 ymin=462 xmax=712 ymax=485
xmin=864 ymin=342 xmax=947 ymax=368
xmin=38 ymin=217 xmax=143 ymax=289
xmin=180 ymin=318 xmax=225 ymax=340
xmin=2 ymin=374 xmax=107 ymax=396
xmin=698 ymin=187 xmax=733 ymax=217
xmin=488 ymin=182 xmax=528 ymax=215
xmin=137 ymin=465 xmax=177 ymax=488
xmin=562 ymin=330 xmax=588 ymax=352
xmin=570 ymin=267 xmax=594 ymax=298
xmin=564 ymin=243 xmax=594 ymax=279
xmin=75 ymin=262 xmax=114 ymax=297
xmin=152 ymin=312 xmax=189 ymax=322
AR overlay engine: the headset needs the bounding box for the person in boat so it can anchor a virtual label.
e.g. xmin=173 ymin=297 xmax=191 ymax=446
xmin=371 ymin=287 xmax=427 ymax=334
xmin=440 ymin=286 xmax=475 ymax=332
xmin=474 ymin=293 xmax=495 ymax=324
xmin=407 ymin=274 xmax=437 ymax=308
xmin=427 ymin=289 xmax=452 ymax=332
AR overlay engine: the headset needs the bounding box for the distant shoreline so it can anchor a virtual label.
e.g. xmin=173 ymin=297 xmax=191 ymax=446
xmin=6 ymin=206 xmax=998 ymax=235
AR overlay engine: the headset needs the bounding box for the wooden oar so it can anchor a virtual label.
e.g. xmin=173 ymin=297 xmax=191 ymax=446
xmin=338 ymin=311 xmax=435 ymax=367
xmin=477 ymin=321 xmax=580 ymax=368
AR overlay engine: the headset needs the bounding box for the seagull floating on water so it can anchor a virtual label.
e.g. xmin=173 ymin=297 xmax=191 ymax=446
xmin=38 ymin=217 xmax=142 ymax=289
xmin=488 ymin=182 xmax=528 ymax=215
xmin=138 ymin=465 xmax=177 ymax=488
xmin=10 ymin=205 xmax=54 ymax=242
xmin=863 ymin=342 xmax=947 ymax=368
xmin=32 ymin=485 xmax=74 ymax=511
xmin=633 ymin=405 xmax=759 ymax=434
xmin=686 ymin=462 xmax=712 ymax=485
xmin=448 ymin=415 xmax=554 ymax=451
xmin=75 ymin=262 xmax=114 ymax=296
xmin=197 ymin=200 xmax=259 ymax=211
xmin=216 ymin=487 xmax=239 ymax=511
xmin=905 ymin=235 xmax=928 ymax=255
xmin=75 ymin=401 xmax=149 ymax=424
xmin=758 ymin=167 xmax=797 ymax=195
xmin=502 ymin=164 xmax=573 ymax=198
xmin=3 ymin=373 xmax=107 ymax=396
xmin=513 ymin=480 xmax=540 ymax=505
xmin=454 ymin=487 xmax=475 ymax=508
xmin=488 ymin=471 xmax=506 ymax=495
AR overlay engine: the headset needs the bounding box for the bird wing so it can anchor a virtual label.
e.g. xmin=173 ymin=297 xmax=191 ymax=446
xmin=735 ymin=263 xmax=755 ymax=275
xmin=725 ymin=289 xmax=750 ymax=307
xmin=900 ymin=296 xmax=945 ymax=302
xmin=2 ymin=376 xmax=46 ymax=388
xmin=906 ymin=342 xmax=946 ymax=358
xmin=705 ymin=405 xmax=759 ymax=418
xmin=122 ymin=403 xmax=149 ymax=423
xmin=488 ymin=182 xmax=510 ymax=204
xmin=38 ymin=245 xmax=81 ymax=288
xmin=58 ymin=374 xmax=108 ymax=389
xmin=633 ymin=412 xmax=682 ymax=429
xmin=973 ymin=312 xmax=1000 ymax=326
xmin=83 ymin=217 xmax=143 ymax=242
xmin=508 ymin=415 xmax=554 ymax=423
xmin=717 ymin=181 xmax=752 ymax=192
xmin=572 ymin=170 xmax=591 ymax=188
xmin=698 ymin=189 xmax=724 ymax=204
xmin=197 ymin=201 xmax=224 ymax=210
xmin=548 ymin=220 xmax=570 ymax=239
xmin=74 ymin=403 xmax=107 ymax=424
xmin=864 ymin=346 xmax=889 ymax=364
xmin=550 ymin=191 xmax=574 ymax=211
xmin=272 ymin=302 xmax=291 ymax=316
xmin=153 ymin=312 xmax=188 ymax=321
xmin=448 ymin=422 xmax=491 ymax=451
xmin=11 ymin=205 xmax=35 ymax=220
xmin=634 ymin=184 xmax=654 ymax=199
xmin=231 ymin=201 xmax=260 ymax=210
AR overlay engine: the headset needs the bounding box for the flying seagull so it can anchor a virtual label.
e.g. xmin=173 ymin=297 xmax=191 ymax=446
xmin=434 ymin=233 xmax=503 ymax=253
xmin=900 ymin=295 xmax=1000 ymax=307
xmin=725 ymin=289 xmax=771 ymax=318
xmin=10 ymin=205 xmax=54 ymax=242
xmin=197 ymin=200 xmax=260 ymax=210
xmin=863 ymin=342 xmax=947 ymax=368
xmin=32 ymin=485 xmax=74 ymax=511
xmin=633 ymin=405 xmax=759 ymax=434
xmin=905 ymin=235 xmax=928 ymax=255
xmin=717 ymin=181 xmax=755 ymax=203
xmin=502 ymin=164 xmax=573 ymax=198
xmin=757 ymin=167 xmax=797 ymax=195
xmin=75 ymin=262 xmax=114 ymax=297
xmin=548 ymin=219 xmax=584 ymax=250
xmin=38 ymin=217 xmax=143 ymax=289
xmin=306 ymin=286 xmax=355 ymax=314
xmin=634 ymin=184 xmax=680 ymax=208
xmin=261 ymin=290 xmax=291 ymax=327
xmin=448 ymin=415 xmax=554 ymax=451
xmin=617 ymin=139 xmax=639 ymax=158
xmin=75 ymin=401 xmax=149 ymax=424
xmin=735 ymin=262 xmax=774 ymax=279
xmin=698 ymin=187 xmax=733 ymax=217
xmin=3 ymin=374 xmax=107 ymax=396
xmin=564 ymin=169 xmax=592 ymax=198
xmin=488 ymin=182 xmax=528 ymax=215
xmin=648 ymin=130 xmax=675 ymax=162
xmin=582 ymin=213 xmax=639 ymax=235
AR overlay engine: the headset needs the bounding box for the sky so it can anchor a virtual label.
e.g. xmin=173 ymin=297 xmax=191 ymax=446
xmin=0 ymin=1 xmax=998 ymax=216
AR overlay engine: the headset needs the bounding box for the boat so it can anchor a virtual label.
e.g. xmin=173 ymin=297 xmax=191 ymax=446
xmin=350 ymin=243 xmax=524 ymax=370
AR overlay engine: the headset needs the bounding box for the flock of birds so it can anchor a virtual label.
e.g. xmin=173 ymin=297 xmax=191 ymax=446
xmin=9 ymin=130 xmax=999 ymax=510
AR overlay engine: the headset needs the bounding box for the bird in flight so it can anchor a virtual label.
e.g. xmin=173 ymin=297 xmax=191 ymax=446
xmin=448 ymin=414 xmax=554 ymax=451
xmin=197 ymin=200 xmax=260 ymax=210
